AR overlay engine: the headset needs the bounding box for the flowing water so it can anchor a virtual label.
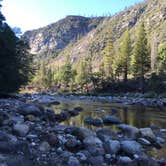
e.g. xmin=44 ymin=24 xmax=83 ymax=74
xmin=50 ymin=98 xmax=166 ymax=159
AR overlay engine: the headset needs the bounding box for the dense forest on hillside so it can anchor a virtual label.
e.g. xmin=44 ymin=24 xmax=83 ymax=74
xmin=22 ymin=0 xmax=166 ymax=94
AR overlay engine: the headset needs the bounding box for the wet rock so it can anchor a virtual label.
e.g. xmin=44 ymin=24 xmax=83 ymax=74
xmin=103 ymin=116 xmax=121 ymax=125
xmin=0 ymin=131 xmax=11 ymax=141
xmin=65 ymin=138 xmax=81 ymax=151
xmin=65 ymin=127 xmax=96 ymax=141
xmin=47 ymin=134 xmax=60 ymax=147
xmin=121 ymin=140 xmax=143 ymax=156
xmin=39 ymin=141 xmax=51 ymax=152
xmin=135 ymin=156 xmax=160 ymax=166
xmin=0 ymin=141 xmax=29 ymax=154
xmin=86 ymin=145 xmax=105 ymax=156
xmin=6 ymin=156 xmax=33 ymax=166
xmin=84 ymin=117 xmax=103 ymax=126
xmin=118 ymin=124 xmax=139 ymax=139
xmin=76 ymin=152 xmax=87 ymax=162
xmin=88 ymin=156 xmax=104 ymax=166
xmin=9 ymin=115 xmax=24 ymax=124
xmin=68 ymin=110 xmax=79 ymax=116
xmin=104 ymin=140 xmax=120 ymax=154
xmin=117 ymin=156 xmax=133 ymax=166
xmin=138 ymin=138 xmax=151 ymax=146
xmin=13 ymin=123 xmax=29 ymax=137
xmin=96 ymin=128 xmax=118 ymax=141
xmin=18 ymin=104 xmax=42 ymax=116
xmin=68 ymin=156 xmax=80 ymax=166
xmin=83 ymin=136 xmax=103 ymax=148
xmin=73 ymin=107 xmax=83 ymax=112
xmin=140 ymin=128 xmax=156 ymax=142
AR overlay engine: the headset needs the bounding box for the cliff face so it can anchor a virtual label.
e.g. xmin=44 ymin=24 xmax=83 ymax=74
xmin=22 ymin=16 xmax=104 ymax=54
xmin=23 ymin=0 xmax=166 ymax=68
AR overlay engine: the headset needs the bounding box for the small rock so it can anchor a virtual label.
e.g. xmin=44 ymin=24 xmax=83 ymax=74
xmin=39 ymin=142 xmax=50 ymax=152
xmin=76 ymin=152 xmax=87 ymax=162
xmin=138 ymin=138 xmax=151 ymax=146
xmin=68 ymin=156 xmax=80 ymax=166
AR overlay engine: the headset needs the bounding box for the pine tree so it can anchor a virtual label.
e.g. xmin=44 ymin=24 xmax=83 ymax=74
xmin=131 ymin=22 xmax=150 ymax=92
xmin=121 ymin=29 xmax=131 ymax=82
xmin=157 ymin=42 xmax=166 ymax=74
xmin=103 ymin=28 xmax=115 ymax=80
xmin=59 ymin=55 xmax=72 ymax=90
xmin=76 ymin=59 xmax=90 ymax=92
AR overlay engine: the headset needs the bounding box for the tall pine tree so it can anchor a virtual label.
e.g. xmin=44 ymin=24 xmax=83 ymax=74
xmin=131 ymin=22 xmax=150 ymax=92
xmin=121 ymin=29 xmax=131 ymax=82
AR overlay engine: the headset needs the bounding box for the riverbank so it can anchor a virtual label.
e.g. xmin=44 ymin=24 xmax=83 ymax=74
xmin=0 ymin=95 xmax=165 ymax=165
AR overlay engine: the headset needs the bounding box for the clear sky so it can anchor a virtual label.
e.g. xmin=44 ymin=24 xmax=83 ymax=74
xmin=1 ymin=0 xmax=143 ymax=32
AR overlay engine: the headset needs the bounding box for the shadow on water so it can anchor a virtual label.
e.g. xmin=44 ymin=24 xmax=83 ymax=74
xmin=50 ymin=100 xmax=166 ymax=158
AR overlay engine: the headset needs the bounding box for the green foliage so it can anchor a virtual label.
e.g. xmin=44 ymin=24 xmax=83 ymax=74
xmin=157 ymin=42 xmax=166 ymax=73
xmin=131 ymin=22 xmax=150 ymax=91
xmin=0 ymin=2 xmax=32 ymax=93
xmin=103 ymin=28 xmax=115 ymax=79
xmin=121 ymin=29 xmax=131 ymax=82
xmin=76 ymin=59 xmax=91 ymax=92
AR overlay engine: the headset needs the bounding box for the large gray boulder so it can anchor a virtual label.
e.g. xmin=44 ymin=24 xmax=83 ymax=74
xmin=118 ymin=124 xmax=139 ymax=139
xmin=13 ymin=123 xmax=29 ymax=137
xmin=139 ymin=128 xmax=156 ymax=142
xmin=66 ymin=127 xmax=96 ymax=141
xmin=18 ymin=104 xmax=42 ymax=116
xmin=83 ymin=136 xmax=103 ymax=148
xmin=103 ymin=116 xmax=121 ymax=124
xmin=121 ymin=140 xmax=144 ymax=156
xmin=104 ymin=140 xmax=120 ymax=154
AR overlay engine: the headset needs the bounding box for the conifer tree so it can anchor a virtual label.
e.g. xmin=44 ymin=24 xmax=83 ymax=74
xmin=131 ymin=22 xmax=150 ymax=92
xmin=121 ymin=29 xmax=131 ymax=82
xmin=157 ymin=42 xmax=166 ymax=74
xmin=103 ymin=28 xmax=115 ymax=80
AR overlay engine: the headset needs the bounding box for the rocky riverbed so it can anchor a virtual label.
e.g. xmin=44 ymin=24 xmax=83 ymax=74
xmin=0 ymin=94 xmax=165 ymax=166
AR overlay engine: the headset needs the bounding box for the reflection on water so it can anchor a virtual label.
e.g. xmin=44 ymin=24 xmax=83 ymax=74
xmin=50 ymin=100 xmax=166 ymax=158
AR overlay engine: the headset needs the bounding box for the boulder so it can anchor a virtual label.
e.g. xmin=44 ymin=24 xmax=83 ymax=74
xmin=96 ymin=128 xmax=118 ymax=141
xmin=84 ymin=117 xmax=103 ymax=126
xmin=121 ymin=140 xmax=143 ymax=156
xmin=118 ymin=124 xmax=139 ymax=139
xmin=139 ymin=128 xmax=156 ymax=142
xmin=138 ymin=138 xmax=151 ymax=146
xmin=68 ymin=156 xmax=80 ymax=166
xmin=104 ymin=140 xmax=120 ymax=154
xmin=83 ymin=136 xmax=103 ymax=148
xmin=39 ymin=141 xmax=50 ymax=152
xmin=18 ymin=104 xmax=42 ymax=116
xmin=65 ymin=127 xmax=96 ymax=141
xmin=103 ymin=116 xmax=121 ymax=125
xmin=13 ymin=123 xmax=29 ymax=137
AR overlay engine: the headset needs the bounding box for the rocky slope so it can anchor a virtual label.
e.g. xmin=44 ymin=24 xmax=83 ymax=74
xmin=23 ymin=0 xmax=166 ymax=69
xmin=23 ymin=16 xmax=104 ymax=55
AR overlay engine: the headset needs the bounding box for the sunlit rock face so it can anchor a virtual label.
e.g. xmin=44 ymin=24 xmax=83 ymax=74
xmin=22 ymin=16 xmax=104 ymax=54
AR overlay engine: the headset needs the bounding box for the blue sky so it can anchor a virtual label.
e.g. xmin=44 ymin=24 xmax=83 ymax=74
xmin=2 ymin=0 xmax=143 ymax=32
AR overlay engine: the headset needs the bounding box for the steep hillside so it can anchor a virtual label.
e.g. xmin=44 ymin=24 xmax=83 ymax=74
xmin=52 ymin=0 xmax=166 ymax=69
xmin=23 ymin=0 xmax=166 ymax=70
xmin=23 ymin=16 xmax=104 ymax=55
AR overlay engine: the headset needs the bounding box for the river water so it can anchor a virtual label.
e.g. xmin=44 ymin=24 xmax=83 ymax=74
xmin=50 ymin=98 xmax=166 ymax=159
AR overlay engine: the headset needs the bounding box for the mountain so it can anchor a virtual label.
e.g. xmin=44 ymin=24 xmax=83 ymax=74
xmin=23 ymin=0 xmax=166 ymax=69
xmin=23 ymin=16 xmax=104 ymax=55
